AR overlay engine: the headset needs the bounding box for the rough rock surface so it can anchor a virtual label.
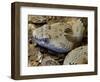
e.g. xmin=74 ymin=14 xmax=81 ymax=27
xmin=40 ymin=56 xmax=60 ymax=66
xmin=63 ymin=45 xmax=88 ymax=65
xmin=28 ymin=15 xmax=47 ymax=24
xmin=28 ymin=44 xmax=43 ymax=66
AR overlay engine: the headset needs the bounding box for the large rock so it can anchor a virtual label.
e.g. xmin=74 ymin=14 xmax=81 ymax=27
xmin=63 ymin=45 xmax=88 ymax=65
xmin=32 ymin=19 xmax=85 ymax=53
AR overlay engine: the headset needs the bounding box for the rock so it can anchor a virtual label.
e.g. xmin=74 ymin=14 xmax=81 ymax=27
xmin=40 ymin=56 xmax=60 ymax=66
xmin=28 ymin=44 xmax=43 ymax=66
xmin=63 ymin=45 xmax=88 ymax=65
xmin=66 ymin=18 xmax=85 ymax=42
xmin=46 ymin=16 xmax=66 ymax=25
xmin=32 ymin=18 xmax=85 ymax=53
xmin=28 ymin=15 xmax=47 ymax=24
xmin=28 ymin=24 xmax=36 ymax=30
xmin=28 ymin=24 xmax=37 ymax=40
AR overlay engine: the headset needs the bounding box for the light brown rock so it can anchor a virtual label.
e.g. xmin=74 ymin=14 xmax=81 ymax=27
xmin=63 ymin=45 xmax=88 ymax=65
